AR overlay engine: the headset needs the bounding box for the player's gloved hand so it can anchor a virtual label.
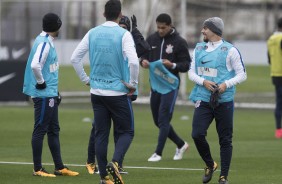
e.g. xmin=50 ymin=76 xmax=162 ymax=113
xmin=209 ymin=85 xmax=220 ymax=109
xmin=131 ymin=15 xmax=137 ymax=30
xmin=35 ymin=82 xmax=46 ymax=90
xmin=57 ymin=91 xmax=62 ymax=106
xmin=131 ymin=95 xmax=137 ymax=101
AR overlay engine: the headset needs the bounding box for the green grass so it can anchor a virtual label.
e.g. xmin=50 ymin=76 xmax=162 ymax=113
xmin=237 ymin=65 xmax=272 ymax=93
xmin=0 ymin=104 xmax=281 ymax=184
xmin=59 ymin=65 xmax=273 ymax=94
xmin=0 ymin=65 xmax=279 ymax=183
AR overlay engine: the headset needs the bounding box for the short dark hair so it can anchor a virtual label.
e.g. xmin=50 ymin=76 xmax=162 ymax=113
xmin=277 ymin=17 xmax=282 ymax=29
xmin=156 ymin=13 xmax=172 ymax=25
xmin=104 ymin=0 xmax=121 ymax=21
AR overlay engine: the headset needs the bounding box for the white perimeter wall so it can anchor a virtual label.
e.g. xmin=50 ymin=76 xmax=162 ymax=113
xmin=233 ymin=40 xmax=268 ymax=66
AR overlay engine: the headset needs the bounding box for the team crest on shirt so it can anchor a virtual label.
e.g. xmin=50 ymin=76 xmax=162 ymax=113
xmin=166 ymin=44 xmax=174 ymax=54
xmin=196 ymin=46 xmax=207 ymax=50
xmin=221 ymin=46 xmax=228 ymax=51
xmin=49 ymin=98 xmax=54 ymax=107
xmin=195 ymin=100 xmax=201 ymax=108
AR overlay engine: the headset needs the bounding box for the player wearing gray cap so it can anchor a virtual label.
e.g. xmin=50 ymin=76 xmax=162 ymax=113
xmin=188 ymin=17 xmax=247 ymax=184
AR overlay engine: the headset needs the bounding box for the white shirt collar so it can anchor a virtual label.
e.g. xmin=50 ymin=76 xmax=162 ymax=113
xmin=204 ymin=39 xmax=223 ymax=52
xmin=40 ymin=31 xmax=55 ymax=47
xmin=102 ymin=21 xmax=119 ymax=27
xmin=207 ymin=39 xmax=223 ymax=47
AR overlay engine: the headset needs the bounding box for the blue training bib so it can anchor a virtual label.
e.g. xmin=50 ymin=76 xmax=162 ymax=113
xmin=149 ymin=59 xmax=179 ymax=94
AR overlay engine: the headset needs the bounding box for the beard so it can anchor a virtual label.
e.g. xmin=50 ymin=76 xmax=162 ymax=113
xmin=203 ymin=37 xmax=209 ymax=43
xmin=54 ymin=31 xmax=60 ymax=37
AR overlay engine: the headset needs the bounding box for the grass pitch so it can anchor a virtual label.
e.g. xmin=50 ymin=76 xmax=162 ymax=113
xmin=0 ymin=65 xmax=279 ymax=183
xmin=0 ymin=104 xmax=281 ymax=184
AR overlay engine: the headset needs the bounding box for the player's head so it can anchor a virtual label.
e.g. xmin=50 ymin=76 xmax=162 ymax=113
xmin=277 ymin=17 xmax=282 ymax=30
xmin=119 ymin=15 xmax=131 ymax=31
xmin=202 ymin=17 xmax=224 ymax=42
xmin=42 ymin=13 xmax=62 ymax=37
xmin=156 ymin=13 xmax=172 ymax=37
xmin=104 ymin=0 xmax=121 ymax=21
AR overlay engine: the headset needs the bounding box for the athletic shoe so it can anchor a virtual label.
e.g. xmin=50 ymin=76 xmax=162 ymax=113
xmin=202 ymin=161 xmax=218 ymax=183
xmin=148 ymin=153 xmax=162 ymax=162
xmin=86 ymin=163 xmax=99 ymax=174
xmin=100 ymin=175 xmax=114 ymax=184
xmin=54 ymin=166 xmax=79 ymax=176
xmin=106 ymin=162 xmax=124 ymax=184
xmin=218 ymin=176 xmax=229 ymax=184
xmin=173 ymin=141 xmax=189 ymax=160
xmin=275 ymin=128 xmax=282 ymax=139
xmin=33 ymin=168 xmax=56 ymax=177
xmin=118 ymin=167 xmax=128 ymax=174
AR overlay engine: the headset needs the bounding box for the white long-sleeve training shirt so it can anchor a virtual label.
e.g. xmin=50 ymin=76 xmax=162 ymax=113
xmin=31 ymin=31 xmax=55 ymax=84
xmin=71 ymin=21 xmax=139 ymax=96
xmin=188 ymin=40 xmax=247 ymax=88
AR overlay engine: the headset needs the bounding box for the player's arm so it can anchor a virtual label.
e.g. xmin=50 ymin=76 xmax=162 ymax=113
xmin=224 ymin=47 xmax=247 ymax=88
xmin=139 ymin=36 xmax=152 ymax=69
xmin=130 ymin=15 xmax=151 ymax=58
xmin=267 ymin=51 xmax=271 ymax=65
xmin=122 ymin=31 xmax=139 ymax=94
xmin=31 ymin=42 xmax=50 ymax=89
xmin=188 ymin=51 xmax=216 ymax=91
xmin=188 ymin=49 xmax=205 ymax=85
xmin=71 ymin=31 xmax=90 ymax=85
xmin=172 ymin=38 xmax=191 ymax=72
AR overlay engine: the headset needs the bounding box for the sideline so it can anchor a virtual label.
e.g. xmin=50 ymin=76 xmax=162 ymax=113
xmin=0 ymin=96 xmax=275 ymax=110
xmin=0 ymin=91 xmax=275 ymax=110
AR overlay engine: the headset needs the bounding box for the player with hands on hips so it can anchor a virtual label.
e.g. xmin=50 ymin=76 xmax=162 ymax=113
xmin=71 ymin=0 xmax=139 ymax=183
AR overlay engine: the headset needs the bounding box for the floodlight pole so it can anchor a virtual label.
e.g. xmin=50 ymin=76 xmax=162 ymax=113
xmin=179 ymin=0 xmax=187 ymax=100
xmin=143 ymin=0 xmax=159 ymax=39
xmin=0 ymin=0 xmax=2 ymax=47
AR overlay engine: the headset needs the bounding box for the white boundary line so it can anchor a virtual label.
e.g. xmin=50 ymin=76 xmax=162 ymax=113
xmin=0 ymin=96 xmax=276 ymax=110
xmin=0 ymin=161 xmax=210 ymax=172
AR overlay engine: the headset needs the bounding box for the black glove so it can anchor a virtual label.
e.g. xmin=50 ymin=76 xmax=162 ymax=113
xmin=35 ymin=82 xmax=46 ymax=90
xmin=57 ymin=92 xmax=62 ymax=106
xmin=209 ymin=85 xmax=220 ymax=109
xmin=131 ymin=15 xmax=137 ymax=30
xmin=131 ymin=95 xmax=137 ymax=101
